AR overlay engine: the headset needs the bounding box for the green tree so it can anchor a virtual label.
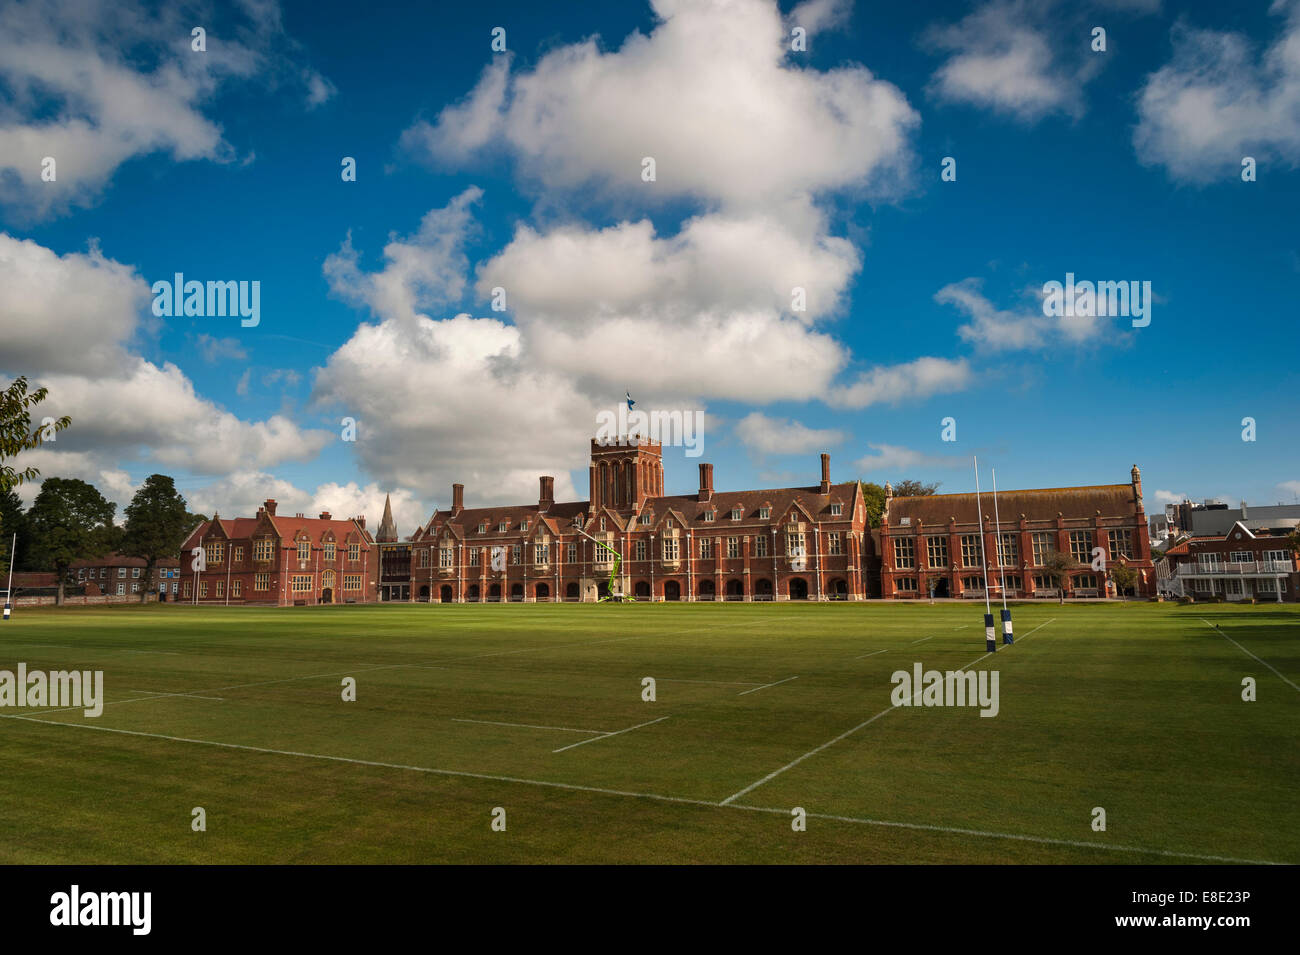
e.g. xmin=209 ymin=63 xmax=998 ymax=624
xmin=858 ymin=479 xmax=940 ymax=528
xmin=0 ymin=489 xmax=28 ymax=578
xmin=1041 ymin=550 xmax=1074 ymax=604
xmin=0 ymin=377 xmax=70 ymax=493
xmin=892 ymin=479 xmax=941 ymax=497
xmin=1110 ymin=563 xmax=1137 ymax=599
xmin=122 ymin=475 xmax=191 ymax=602
xmin=26 ymin=478 xmax=116 ymax=605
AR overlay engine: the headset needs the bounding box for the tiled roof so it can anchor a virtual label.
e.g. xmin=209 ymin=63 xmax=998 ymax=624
xmin=426 ymin=482 xmax=859 ymax=535
xmin=886 ymin=484 xmax=1136 ymax=526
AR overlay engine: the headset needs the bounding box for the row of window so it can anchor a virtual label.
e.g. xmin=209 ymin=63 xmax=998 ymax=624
xmin=182 ymin=573 xmax=365 ymax=597
xmin=421 ymin=533 xmax=846 ymax=568
xmin=1195 ymin=550 xmax=1289 ymax=566
xmin=894 ymin=530 xmax=1134 ymax=569
xmin=203 ymin=540 xmax=363 ymax=565
xmin=1191 ymin=577 xmax=1288 ymax=593
xmin=473 ymin=504 xmax=845 ymax=537
xmin=894 ymin=574 xmax=1100 ymax=592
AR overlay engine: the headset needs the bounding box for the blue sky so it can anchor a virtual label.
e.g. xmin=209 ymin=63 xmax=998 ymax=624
xmin=2 ymin=0 xmax=1298 ymax=534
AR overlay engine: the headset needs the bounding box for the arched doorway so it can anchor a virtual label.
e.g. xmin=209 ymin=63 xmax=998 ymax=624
xmin=725 ymin=579 xmax=744 ymax=600
xmin=488 ymin=583 xmax=501 ymax=602
xmin=467 ymin=584 xmax=480 ymax=602
xmin=565 ymin=582 xmax=580 ymax=601
xmin=754 ymin=578 xmax=773 ymax=600
xmin=634 ymin=580 xmax=650 ymax=598
xmin=698 ymin=579 xmax=715 ymax=600
xmin=930 ymin=578 xmax=949 ymax=598
xmin=598 ymin=579 xmax=610 ymax=599
xmin=536 ymin=582 xmax=550 ymax=601
xmin=510 ymin=583 xmax=524 ymax=602
xmin=440 ymin=585 xmax=453 ymax=603
xmin=418 ymin=584 xmax=430 ymax=601
xmin=829 ymin=578 xmax=848 ymax=599
xmin=320 ymin=587 xmax=333 ymax=604
xmin=788 ymin=578 xmax=809 ymax=600
xmin=665 ymin=580 xmax=681 ymax=601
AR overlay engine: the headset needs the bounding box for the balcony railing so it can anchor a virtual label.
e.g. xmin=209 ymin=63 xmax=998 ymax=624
xmin=1176 ymin=560 xmax=1294 ymax=577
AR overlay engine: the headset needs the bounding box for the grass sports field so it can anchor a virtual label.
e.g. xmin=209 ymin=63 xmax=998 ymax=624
xmin=0 ymin=601 xmax=1296 ymax=864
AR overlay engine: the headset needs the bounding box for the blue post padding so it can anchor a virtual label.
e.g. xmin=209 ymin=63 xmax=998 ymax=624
xmin=984 ymin=613 xmax=996 ymax=651
xmin=1001 ymin=608 xmax=1013 ymax=644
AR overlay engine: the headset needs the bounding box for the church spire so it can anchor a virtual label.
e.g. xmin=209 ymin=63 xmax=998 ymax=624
xmin=377 ymin=494 xmax=398 ymax=542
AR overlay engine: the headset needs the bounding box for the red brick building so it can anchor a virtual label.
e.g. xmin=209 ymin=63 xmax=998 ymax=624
xmin=878 ymin=466 xmax=1155 ymax=599
xmin=72 ymin=554 xmax=183 ymax=598
xmin=1157 ymin=522 xmax=1297 ymax=602
xmin=407 ymin=439 xmax=870 ymax=602
xmin=179 ymin=501 xmax=376 ymax=605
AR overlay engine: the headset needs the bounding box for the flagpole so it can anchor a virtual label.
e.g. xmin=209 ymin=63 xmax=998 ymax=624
xmin=973 ymin=458 xmax=995 ymax=652
xmin=992 ymin=468 xmax=1013 ymax=644
xmin=3 ymin=533 xmax=15 ymax=621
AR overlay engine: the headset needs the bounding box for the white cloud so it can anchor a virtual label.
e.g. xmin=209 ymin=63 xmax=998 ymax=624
xmin=852 ymin=443 xmax=965 ymax=475
xmin=1154 ymin=489 xmax=1187 ymax=505
xmin=0 ymin=234 xmax=144 ymax=375
xmin=788 ymin=0 xmax=853 ymax=35
xmin=1 ymin=235 xmax=333 ymax=490
xmin=936 ymin=278 xmax=1106 ymax=351
xmin=404 ymin=0 xmax=918 ymax=208
xmin=828 ymin=356 xmax=973 ymax=409
xmin=195 ymin=334 xmax=248 ymax=364
xmin=0 ymin=0 xmax=333 ymax=220
xmin=1278 ymin=480 xmax=1300 ymax=498
xmin=734 ymin=412 xmax=845 ymax=456
xmin=923 ymin=0 xmax=1096 ymax=122
xmin=311 ymin=311 xmax=591 ymax=507
xmin=1134 ymin=2 xmax=1300 ymax=182
xmin=476 ymin=201 xmax=858 ymax=401
xmin=182 ymin=473 xmax=425 ymax=537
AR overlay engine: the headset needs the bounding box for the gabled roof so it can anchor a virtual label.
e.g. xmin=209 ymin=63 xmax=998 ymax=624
xmin=885 ymin=484 xmax=1135 ymax=526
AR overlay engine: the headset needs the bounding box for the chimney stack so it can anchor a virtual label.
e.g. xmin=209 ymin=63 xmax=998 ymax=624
xmin=698 ymin=463 xmax=714 ymax=502
xmin=820 ymin=453 xmax=831 ymax=493
xmin=1241 ymin=500 xmax=1248 ymax=520
xmin=539 ymin=475 xmax=555 ymax=509
xmin=264 ymin=498 xmax=277 ymax=516
xmin=452 ymin=483 xmax=464 ymax=514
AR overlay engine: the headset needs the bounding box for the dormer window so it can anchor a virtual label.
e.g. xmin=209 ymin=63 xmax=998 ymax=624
xmin=830 ymin=503 xmax=842 ymax=516
xmin=521 ymin=519 xmax=530 ymax=533
xmin=666 ymin=519 xmax=674 ymax=529
xmin=703 ymin=510 xmax=715 ymax=522
xmin=759 ymin=506 xmax=770 ymax=519
xmin=498 ymin=521 xmax=507 ymax=533
xmin=600 ymin=518 xmax=606 ymax=532
xmin=479 ymin=522 xmax=487 ymax=534
xmin=640 ymin=514 xmax=652 ymax=525
xmin=731 ymin=507 xmax=742 ymax=521
xmin=575 ymin=515 xmax=584 ymax=529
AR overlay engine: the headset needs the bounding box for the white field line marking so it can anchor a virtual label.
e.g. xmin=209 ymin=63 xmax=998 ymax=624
xmin=20 ymin=664 xmax=400 ymax=716
xmin=725 ymin=804 xmax=1282 ymax=866
xmin=908 ymin=636 xmax=933 ymax=645
xmin=126 ymin=690 xmax=224 ymax=702
xmin=552 ymin=716 xmax=671 ymax=754
xmin=854 ymin=649 xmax=888 ymax=659
xmin=737 ymin=676 xmax=798 ymax=696
xmin=2 ymin=710 xmax=1279 ymax=865
xmin=1201 ymin=618 xmax=1300 ymax=693
xmin=659 ymin=678 xmax=764 ymax=687
xmin=452 ymin=718 xmax=611 ymax=735
xmin=720 ymin=619 xmax=1056 ymax=805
